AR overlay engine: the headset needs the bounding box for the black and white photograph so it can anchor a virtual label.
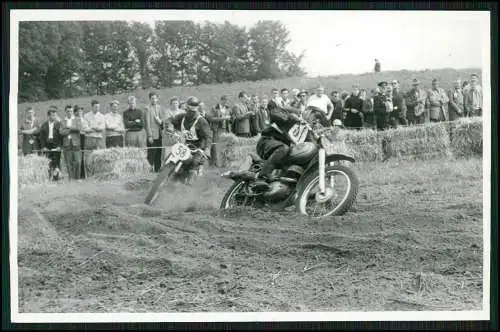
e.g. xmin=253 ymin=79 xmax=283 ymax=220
xmin=8 ymin=8 xmax=492 ymax=323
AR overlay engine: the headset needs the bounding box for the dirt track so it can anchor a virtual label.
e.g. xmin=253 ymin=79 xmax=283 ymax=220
xmin=17 ymin=158 xmax=484 ymax=313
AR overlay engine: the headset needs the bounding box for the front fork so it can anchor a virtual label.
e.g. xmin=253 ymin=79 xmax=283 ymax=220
xmin=318 ymin=148 xmax=326 ymax=194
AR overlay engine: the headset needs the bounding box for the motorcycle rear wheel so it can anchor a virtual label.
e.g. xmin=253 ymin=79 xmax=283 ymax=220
xmin=296 ymin=164 xmax=359 ymax=217
xmin=144 ymin=163 xmax=177 ymax=205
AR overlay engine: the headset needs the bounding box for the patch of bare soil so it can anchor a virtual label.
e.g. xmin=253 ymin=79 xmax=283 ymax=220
xmin=17 ymin=158 xmax=484 ymax=313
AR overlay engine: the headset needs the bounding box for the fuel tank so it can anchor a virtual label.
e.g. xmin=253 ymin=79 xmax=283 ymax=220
xmin=285 ymin=142 xmax=318 ymax=165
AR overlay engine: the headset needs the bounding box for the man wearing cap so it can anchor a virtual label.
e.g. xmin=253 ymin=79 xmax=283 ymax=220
xmin=464 ymin=73 xmax=482 ymax=117
xmin=231 ymin=91 xmax=252 ymax=138
xmin=205 ymin=95 xmax=232 ymax=167
xmin=447 ymin=79 xmax=465 ymax=121
xmin=105 ymin=100 xmax=125 ymax=148
xmin=405 ymin=79 xmax=427 ymax=125
xmin=390 ymin=80 xmax=408 ymax=126
xmin=425 ymin=79 xmax=449 ymax=122
xmin=145 ymin=91 xmax=167 ymax=172
xmin=60 ymin=105 xmax=84 ymax=180
xmin=169 ymin=97 xmax=212 ymax=181
xmin=123 ymin=96 xmax=146 ymax=148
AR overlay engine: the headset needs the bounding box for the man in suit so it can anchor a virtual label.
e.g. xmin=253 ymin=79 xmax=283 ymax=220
xmin=19 ymin=107 xmax=41 ymax=156
xmin=426 ymin=78 xmax=449 ymax=122
xmin=464 ymin=73 xmax=482 ymax=117
xmin=405 ymin=79 xmax=427 ymax=125
xmin=373 ymin=81 xmax=394 ymax=161
xmin=206 ymin=96 xmax=231 ymax=167
xmin=231 ymin=91 xmax=252 ymax=138
xmin=60 ymin=105 xmax=84 ymax=180
xmin=39 ymin=106 xmax=63 ymax=180
xmin=390 ymin=80 xmax=408 ymax=126
xmin=144 ymin=91 xmax=166 ymax=172
xmin=448 ymin=79 xmax=465 ymax=121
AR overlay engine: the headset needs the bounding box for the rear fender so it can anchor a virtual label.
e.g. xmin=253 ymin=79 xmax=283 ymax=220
xmin=296 ymin=153 xmax=355 ymax=190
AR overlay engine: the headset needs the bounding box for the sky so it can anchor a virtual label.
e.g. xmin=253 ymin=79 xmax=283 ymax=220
xmin=138 ymin=10 xmax=489 ymax=77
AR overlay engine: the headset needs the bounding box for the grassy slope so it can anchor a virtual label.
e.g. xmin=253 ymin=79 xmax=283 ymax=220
xmin=17 ymin=68 xmax=481 ymax=124
xmin=18 ymin=157 xmax=483 ymax=312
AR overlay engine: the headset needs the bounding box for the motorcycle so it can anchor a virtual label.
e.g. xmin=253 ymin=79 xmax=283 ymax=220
xmin=144 ymin=132 xmax=208 ymax=205
xmin=219 ymin=118 xmax=359 ymax=218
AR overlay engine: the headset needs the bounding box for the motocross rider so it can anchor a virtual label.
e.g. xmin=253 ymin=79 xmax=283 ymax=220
xmin=167 ymin=96 xmax=212 ymax=178
xmin=253 ymin=90 xmax=313 ymax=191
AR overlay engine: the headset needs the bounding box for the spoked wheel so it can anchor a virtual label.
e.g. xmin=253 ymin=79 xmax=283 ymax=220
xmin=144 ymin=163 xmax=177 ymax=205
xmin=220 ymin=181 xmax=263 ymax=209
xmin=296 ymin=165 xmax=359 ymax=218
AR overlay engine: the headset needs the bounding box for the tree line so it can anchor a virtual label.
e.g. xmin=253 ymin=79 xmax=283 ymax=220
xmin=18 ymin=20 xmax=306 ymax=103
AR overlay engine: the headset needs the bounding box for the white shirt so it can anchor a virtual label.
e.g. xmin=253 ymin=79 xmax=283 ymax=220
xmin=48 ymin=121 xmax=55 ymax=139
xmin=64 ymin=116 xmax=74 ymax=139
xmin=105 ymin=112 xmax=125 ymax=136
xmin=306 ymin=94 xmax=333 ymax=114
xmin=83 ymin=111 xmax=106 ymax=138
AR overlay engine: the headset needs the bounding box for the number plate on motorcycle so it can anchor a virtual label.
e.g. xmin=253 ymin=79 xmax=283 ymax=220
xmin=288 ymin=123 xmax=309 ymax=145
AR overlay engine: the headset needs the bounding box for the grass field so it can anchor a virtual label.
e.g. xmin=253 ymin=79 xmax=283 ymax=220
xmin=16 ymin=68 xmax=481 ymax=125
xmin=17 ymin=157 xmax=483 ymax=312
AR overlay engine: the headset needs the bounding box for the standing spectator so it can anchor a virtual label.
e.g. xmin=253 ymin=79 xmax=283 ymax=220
xmin=391 ymin=80 xmax=408 ymax=126
xmin=211 ymin=95 xmax=231 ymax=134
xmin=39 ymin=107 xmax=63 ymax=180
xmin=144 ymin=91 xmax=166 ymax=172
xmin=60 ymin=105 xmax=84 ymax=180
xmin=464 ymin=73 xmax=483 ymax=117
xmin=179 ymin=100 xmax=187 ymax=112
xmin=306 ymin=85 xmax=334 ymax=126
xmin=105 ymin=100 xmax=125 ymax=148
xmin=426 ymin=78 xmax=449 ymax=122
xmin=230 ymin=91 xmax=252 ymax=138
xmin=82 ymin=100 xmax=106 ymax=176
xmin=280 ymin=88 xmax=292 ymax=107
xmin=249 ymin=94 xmax=261 ymax=137
xmin=374 ymin=81 xmax=394 ymax=161
xmin=205 ymin=97 xmax=232 ymax=167
xmin=462 ymin=80 xmax=470 ymax=92
xmin=75 ymin=105 xmax=87 ymax=179
xmin=344 ymin=85 xmax=364 ymax=130
xmin=340 ymin=90 xmax=350 ymax=107
xmin=269 ymin=88 xmax=283 ymax=108
xmin=162 ymin=96 xmax=184 ymax=161
xmin=123 ymin=96 xmax=146 ymax=148
xmin=374 ymin=59 xmax=381 ymax=73
xmin=362 ymin=89 xmax=377 ymax=129
xmin=257 ymin=95 xmax=270 ymax=131
xmin=291 ymin=90 xmax=308 ymax=114
xmin=291 ymin=88 xmax=301 ymax=106
xmin=405 ymin=79 xmax=427 ymax=125
xmin=19 ymin=107 xmax=41 ymax=156
xmin=448 ymin=79 xmax=465 ymax=121
xmin=330 ymin=91 xmax=344 ymax=123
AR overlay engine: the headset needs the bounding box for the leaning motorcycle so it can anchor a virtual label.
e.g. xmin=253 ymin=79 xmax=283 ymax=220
xmin=219 ymin=117 xmax=359 ymax=218
xmin=144 ymin=132 xmax=208 ymax=205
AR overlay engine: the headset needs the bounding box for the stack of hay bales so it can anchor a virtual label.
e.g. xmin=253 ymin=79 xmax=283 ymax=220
xmin=18 ymin=155 xmax=50 ymax=186
xmin=218 ymin=133 xmax=260 ymax=169
xmin=450 ymin=116 xmax=483 ymax=158
xmin=85 ymin=147 xmax=150 ymax=180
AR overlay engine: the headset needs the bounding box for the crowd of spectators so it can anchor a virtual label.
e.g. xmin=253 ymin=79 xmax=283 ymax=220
xmin=19 ymin=73 xmax=483 ymax=181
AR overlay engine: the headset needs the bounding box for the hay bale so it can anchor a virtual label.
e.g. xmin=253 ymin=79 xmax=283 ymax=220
xmin=335 ymin=129 xmax=382 ymax=161
xmin=18 ymin=155 xmax=50 ymax=186
xmin=450 ymin=117 xmax=483 ymax=158
xmin=218 ymin=133 xmax=259 ymax=169
xmin=85 ymin=147 xmax=150 ymax=180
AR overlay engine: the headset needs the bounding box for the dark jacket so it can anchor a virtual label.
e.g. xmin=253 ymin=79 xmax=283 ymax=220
xmin=344 ymin=95 xmax=364 ymax=129
xmin=59 ymin=117 xmax=84 ymax=148
xmin=391 ymin=90 xmax=408 ymax=125
xmin=374 ymin=94 xmax=395 ymax=130
xmin=261 ymin=99 xmax=305 ymax=145
xmin=123 ymin=108 xmax=145 ymax=132
xmin=205 ymin=104 xmax=229 ymax=142
xmin=39 ymin=120 xmax=63 ymax=149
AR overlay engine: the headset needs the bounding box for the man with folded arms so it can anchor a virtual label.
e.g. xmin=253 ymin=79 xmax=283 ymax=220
xmin=123 ymin=96 xmax=147 ymax=147
xmin=105 ymin=99 xmax=125 ymax=148
xmin=60 ymin=105 xmax=84 ymax=180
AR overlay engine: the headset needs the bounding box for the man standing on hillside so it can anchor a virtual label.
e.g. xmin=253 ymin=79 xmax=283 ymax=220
xmin=205 ymin=96 xmax=231 ymax=167
xmin=123 ymin=96 xmax=146 ymax=148
xmin=82 ymin=100 xmax=106 ymax=176
xmin=426 ymin=78 xmax=449 ymax=122
xmin=19 ymin=107 xmax=41 ymax=156
xmin=39 ymin=106 xmax=63 ymax=180
xmin=145 ymin=91 xmax=166 ymax=172
xmin=60 ymin=105 xmax=84 ymax=180
xmin=374 ymin=59 xmax=381 ymax=73
xmin=447 ymin=79 xmax=465 ymax=121
xmin=405 ymin=79 xmax=427 ymax=125
xmin=105 ymin=100 xmax=125 ymax=148
xmin=464 ymin=73 xmax=482 ymax=117
xmin=230 ymin=91 xmax=252 ymax=138
xmin=390 ymin=80 xmax=408 ymax=126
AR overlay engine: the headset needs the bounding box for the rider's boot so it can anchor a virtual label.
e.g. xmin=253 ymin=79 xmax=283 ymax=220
xmin=253 ymin=146 xmax=289 ymax=191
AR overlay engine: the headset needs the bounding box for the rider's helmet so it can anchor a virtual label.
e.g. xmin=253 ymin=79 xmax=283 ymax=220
xmin=186 ymin=96 xmax=201 ymax=109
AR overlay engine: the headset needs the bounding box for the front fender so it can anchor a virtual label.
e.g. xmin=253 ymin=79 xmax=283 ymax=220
xmin=296 ymin=153 xmax=355 ymax=190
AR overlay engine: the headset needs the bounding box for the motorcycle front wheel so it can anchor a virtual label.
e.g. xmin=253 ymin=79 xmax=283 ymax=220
xmin=144 ymin=163 xmax=177 ymax=205
xmin=296 ymin=164 xmax=359 ymax=218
